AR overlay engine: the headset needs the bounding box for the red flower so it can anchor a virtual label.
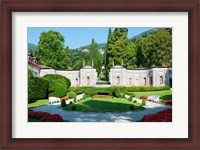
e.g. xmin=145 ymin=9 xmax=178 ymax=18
xmin=141 ymin=108 xmax=172 ymax=122
xmin=140 ymin=95 xmax=148 ymax=99
xmin=28 ymin=109 xmax=64 ymax=122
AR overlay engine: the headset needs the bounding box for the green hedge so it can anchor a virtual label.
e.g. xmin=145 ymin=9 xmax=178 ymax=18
xmin=28 ymin=70 xmax=49 ymax=103
xmin=68 ymin=86 xmax=170 ymax=98
xmin=42 ymin=74 xmax=71 ymax=98
xmin=115 ymin=86 xmax=170 ymax=92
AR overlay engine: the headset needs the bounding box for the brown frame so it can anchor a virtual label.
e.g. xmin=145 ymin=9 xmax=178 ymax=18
xmin=0 ymin=0 xmax=199 ymax=149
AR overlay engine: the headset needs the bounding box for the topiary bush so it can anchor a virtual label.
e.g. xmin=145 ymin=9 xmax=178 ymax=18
xmin=67 ymin=91 xmax=77 ymax=99
xmin=69 ymin=101 xmax=73 ymax=104
xmin=28 ymin=70 xmax=49 ymax=103
xmin=133 ymin=100 xmax=137 ymax=103
xmin=61 ymin=100 xmax=66 ymax=107
xmin=83 ymin=94 xmax=87 ymax=99
xmin=128 ymin=95 xmax=133 ymax=101
xmin=129 ymin=105 xmax=134 ymax=111
xmin=142 ymin=99 xmax=146 ymax=106
xmin=42 ymin=74 xmax=71 ymax=98
xmin=113 ymin=88 xmax=121 ymax=98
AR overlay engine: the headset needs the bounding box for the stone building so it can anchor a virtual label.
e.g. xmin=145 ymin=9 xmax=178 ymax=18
xmin=28 ymin=54 xmax=171 ymax=87
xmin=109 ymin=65 xmax=171 ymax=87
xmin=39 ymin=66 xmax=97 ymax=87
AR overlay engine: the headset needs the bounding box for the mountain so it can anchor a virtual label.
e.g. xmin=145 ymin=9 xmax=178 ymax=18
xmin=130 ymin=28 xmax=172 ymax=44
xmin=77 ymin=43 xmax=106 ymax=52
xmin=28 ymin=43 xmax=38 ymax=52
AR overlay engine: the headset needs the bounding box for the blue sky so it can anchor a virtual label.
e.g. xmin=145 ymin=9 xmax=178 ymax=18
xmin=28 ymin=27 xmax=152 ymax=49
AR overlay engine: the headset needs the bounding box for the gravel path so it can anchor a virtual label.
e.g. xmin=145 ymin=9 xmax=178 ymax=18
xmin=32 ymin=100 xmax=171 ymax=122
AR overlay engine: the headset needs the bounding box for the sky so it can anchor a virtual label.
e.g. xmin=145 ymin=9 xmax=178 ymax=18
xmin=28 ymin=27 xmax=152 ymax=49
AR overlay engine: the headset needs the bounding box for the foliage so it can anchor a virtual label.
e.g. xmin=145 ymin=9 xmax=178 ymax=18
xmin=67 ymin=91 xmax=77 ymax=99
xmin=89 ymin=38 xmax=103 ymax=75
xmin=142 ymin=99 xmax=146 ymax=106
xmin=42 ymin=74 xmax=71 ymax=98
xmin=38 ymin=30 xmax=71 ymax=69
xmin=112 ymin=88 xmax=121 ymax=98
xmin=71 ymin=105 xmax=77 ymax=111
xmin=71 ymin=51 xmax=89 ymax=70
xmin=141 ymin=108 xmax=172 ymax=122
xmin=61 ymin=100 xmax=67 ymax=107
xmin=28 ymin=109 xmax=64 ymax=122
xmin=28 ymin=70 xmax=49 ymax=103
xmin=129 ymin=105 xmax=134 ymax=111
xmin=128 ymin=95 xmax=133 ymax=101
xmin=137 ymin=30 xmax=172 ymax=68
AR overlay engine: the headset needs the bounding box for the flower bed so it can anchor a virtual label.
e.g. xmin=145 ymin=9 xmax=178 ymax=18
xmin=60 ymin=97 xmax=68 ymax=101
xmin=161 ymin=100 xmax=172 ymax=104
xmin=141 ymin=108 xmax=172 ymax=122
xmin=140 ymin=95 xmax=148 ymax=99
xmin=92 ymin=94 xmax=112 ymax=98
xmin=28 ymin=109 xmax=64 ymax=122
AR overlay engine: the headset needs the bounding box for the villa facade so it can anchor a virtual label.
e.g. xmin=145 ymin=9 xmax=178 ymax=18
xmin=28 ymin=54 xmax=171 ymax=87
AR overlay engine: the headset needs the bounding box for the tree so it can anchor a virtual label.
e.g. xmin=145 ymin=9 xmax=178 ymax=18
xmin=89 ymin=38 xmax=102 ymax=75
xmin=140 ymin=30 xmax=172 ymax=68
xmin=38 ymin=30 xmax=71 ymax=69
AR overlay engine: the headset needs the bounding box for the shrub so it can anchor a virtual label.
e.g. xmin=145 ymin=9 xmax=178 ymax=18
xmin=129 ymin=105 xmax=134 ymax=111
xmin=42 ymin=74 xmax=71 ymax=98
xmin=133 ymin=100 xmax=137 ymax=103
xmin=67 ymin=91 xmax=77 ymax=99
xmin=61 ymin=100 xmax=66 ymax=107
xmin=28 ymin=70 xmax=49 ymax=103
xmin=73 ymin=97 xmax=77 ymax=103
xmin=83 ymin=94 xmax=87 ymax=99
xmin=69 ymin=101 xmax=73 ymax=104
xmin=71 ymin=105 xmax=76 ymax=111
xmin=128 ymin=96 xmax=133 ymax=101
xmin=113 ymin=88 xmax=121 ymax=98
xmin=142 ymin=99 xmax=146 ymax=106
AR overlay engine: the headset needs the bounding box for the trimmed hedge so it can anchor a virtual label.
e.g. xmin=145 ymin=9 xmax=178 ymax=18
xmin=42 ymin=74 xmax=71 ymax=98
xmin=115 ymin=86 xmax=170 ymax=92
xmin=28 ymin=70 xmax=48 ymax=103
xmin=113 ymin=88 xmax=121 ymax=98
xmin=67 ymin=91 xmax=77 ymax=99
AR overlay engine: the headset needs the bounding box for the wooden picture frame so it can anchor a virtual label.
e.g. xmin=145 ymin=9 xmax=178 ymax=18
xmin=1 ymin=0 xmax=199 ymax=149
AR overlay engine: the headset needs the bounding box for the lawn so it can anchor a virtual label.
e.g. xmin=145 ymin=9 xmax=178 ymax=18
xmin=28 ymin=99 xmax=49 ymax=108
xmin=133 ymin=90 xmax=172 ymax=100
xmin=64 ymin=97 xmax=144 ymax=112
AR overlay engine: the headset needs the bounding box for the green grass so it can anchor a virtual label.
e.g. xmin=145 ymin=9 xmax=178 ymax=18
xmin=28 ymin=99 xmax=49 ymax=108
xmin=64 ymin=97 xmax=144 ymax=112
xmin=133 ymin=90 xmax=172 ymax=100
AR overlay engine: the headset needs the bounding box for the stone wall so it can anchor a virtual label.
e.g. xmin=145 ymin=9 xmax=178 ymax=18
xmin=109 ymin=66 xmax=171 ymax=87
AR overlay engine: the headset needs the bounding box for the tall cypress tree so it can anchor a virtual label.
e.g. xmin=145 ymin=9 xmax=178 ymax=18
xmin=89 ymin=38 xmax=102 ymax=76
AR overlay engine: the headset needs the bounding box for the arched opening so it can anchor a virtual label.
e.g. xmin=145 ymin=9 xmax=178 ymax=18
xmin=129 ymin=78 xmax=132 ymax=85
xmin=87 ymin=77 xmax=90 ymax=85
xmin=150 ymin=76 xmax=153 ymax=86
xmin=117 ymin=76 xmax=120 ymax=85
xmin=160 ymin=76 xmax=163 ymax=84
xmin=76 ymin=78 xmax=78 ymax=86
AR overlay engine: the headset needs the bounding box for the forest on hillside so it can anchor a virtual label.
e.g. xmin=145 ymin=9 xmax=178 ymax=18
xmin=28 ymin=28 xmax=172 ymax=76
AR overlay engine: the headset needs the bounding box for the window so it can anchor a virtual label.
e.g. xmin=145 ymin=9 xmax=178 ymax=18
xmin=144 ymin=77 xmax=147 ymax=85
xmin=150 ymin=76 xmax=153 ymax=85
xmin=117 ymin=76 xmax=120 ymax=85
xmin=129 ymin=78 xmax=131 ymax=85
xmin=160 ymin=76 xmax=163 ymax=84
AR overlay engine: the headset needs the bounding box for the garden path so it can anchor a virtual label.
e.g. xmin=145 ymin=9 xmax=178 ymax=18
xmin=32 ymin=101 xmax=171 ymax=122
